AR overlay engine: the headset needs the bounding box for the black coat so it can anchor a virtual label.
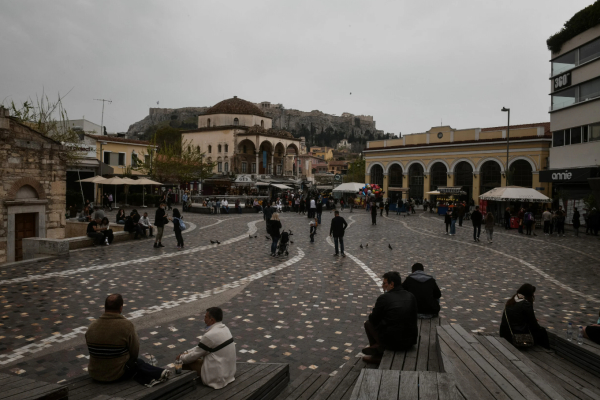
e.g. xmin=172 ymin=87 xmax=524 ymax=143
xmin=499 ymin=300 xmax=543 ymax=341
xmin=269 ymin=220 xmax=282 ymax=237
xmin=329 ymin=216 xmax=347 ymax=237
xmin=369 ymin=287 xmax=418 ymax=350
xmin=572 ymin=211 xmax=581 ymax=229
xmin=471 ymin=210 xmax=483 ymax=226
xmin=264 ymin=206 xmax=274 ymax=221
xmin=154 ymin=207 xmax=168 ymax=227
xmin=402 ymin=272 xmax=442 ymax=315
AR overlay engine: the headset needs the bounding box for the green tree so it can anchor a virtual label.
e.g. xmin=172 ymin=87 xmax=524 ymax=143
xmin=345 ymin=156 xmax=366 ymax=183
xmin=152 ymin=126 xmax=182 ymax=153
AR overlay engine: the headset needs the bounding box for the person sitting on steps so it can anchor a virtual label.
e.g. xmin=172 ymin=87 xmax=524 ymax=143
xmin=362 ymin=271 xmax=418 ymax=364
xmin=139 ymin=212 xmax=154 ymax=238
xmin=87 ymin=216 xmax=105 ymax=246
xmin=402 ymin=263 xmax=441 ymax=318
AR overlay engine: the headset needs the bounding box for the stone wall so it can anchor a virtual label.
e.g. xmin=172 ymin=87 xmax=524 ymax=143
xmin=0 ymin=108 xmax=67 ymax=264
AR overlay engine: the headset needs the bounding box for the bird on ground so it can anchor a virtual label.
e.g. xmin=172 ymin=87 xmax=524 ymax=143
xmin=216 ymin=240 xmax=221 ymax=244
xmin=388 ymin=244 xmax=392 ymax=250
xmin=254 ymin=235 xmax=257 ymax=238
xmin=249 ymin=235 xmax=253 ymax=239
xmin=290 ymin=241 xmax=294 ymax=244
xmin=360 ymin=244 xmax=363 ymax=249
xmin=366 ymin=244 xmax=369 ymax=248
xmin=210 ymin=240 xmax=216 ymax=244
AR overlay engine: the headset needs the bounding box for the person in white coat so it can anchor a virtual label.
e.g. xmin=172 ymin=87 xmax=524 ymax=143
xmin=177 ymin=307 xmax=236 ymax=389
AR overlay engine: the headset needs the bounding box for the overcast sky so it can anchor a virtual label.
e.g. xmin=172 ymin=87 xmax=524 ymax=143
xmin=0 ymin=0 xmax=592 ymax=136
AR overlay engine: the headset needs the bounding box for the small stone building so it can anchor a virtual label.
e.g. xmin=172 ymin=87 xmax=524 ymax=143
xmin=0 ymin=107 xmax=67 ymax=263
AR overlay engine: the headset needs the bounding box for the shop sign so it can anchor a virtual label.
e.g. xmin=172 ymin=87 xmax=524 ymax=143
xmin=553 ymin=72 xmax=571 ymax=91
xmin=539 ymin=167 xmax=599 ymax=183
xmin=235 ymin=174 xmax=253 ymax=183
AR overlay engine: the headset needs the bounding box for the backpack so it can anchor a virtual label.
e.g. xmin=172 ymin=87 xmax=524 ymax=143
xmin=176 ymin=217 xmax=187 ymax=231
xmin=525 ymin=212 xmax=534 ymax=222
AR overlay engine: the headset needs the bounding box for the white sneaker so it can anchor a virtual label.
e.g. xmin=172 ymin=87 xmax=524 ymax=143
xmin=160 ymin=369 xmax=171 ymax=380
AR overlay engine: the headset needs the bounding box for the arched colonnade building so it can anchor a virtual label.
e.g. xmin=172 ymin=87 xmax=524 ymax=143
xmin=363 ymin=123 xmax=552 ymax=203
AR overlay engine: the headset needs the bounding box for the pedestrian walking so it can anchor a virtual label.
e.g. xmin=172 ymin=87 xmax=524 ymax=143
xmin=556 ymin=206 xmax=566 ymax=236
xmin=385 ymin=200 xmax=390 ymax=216
xmin=330 ymin=211 xmax=347 ymax=257
xmin=379 ymin=200 xmax=384 ymax=217
xmin=316 ymin=201 xmax=323 ymax=225
xmin=471 ymin=206 xmax=483 ymax=242
xmin=309 ymin=220 xmax=316 ymax=243
xmin=371 ymin=200 xmax=377 ymax=225
xmin=309 ymin=197 xmax=316 ymax=219
xmin=517 ymin=208 xmax=525 ymax=234
xmin=458 ymin=203 xmax=465 ymax=227
xmin=268 ymin=213 xmax=282 ymax=257
xmin=444 ymin=210 xmax=452 ymax=235
xmin=504 ymin=207 xmax=511 ymax=230
xmin=572 ymin=207 xmax=581 ymax=237
xmin=171 ymin=208 xmax=184 ymax=249
xmin=524 ymin=209 xmax=534 ymax=235
xmin=542 ymin=208 xmax=552 ymax=235
xmin=484 ymin=211 xmax=494 ymax=243
xmin=450 ymin=208 xmax=457 ymax=235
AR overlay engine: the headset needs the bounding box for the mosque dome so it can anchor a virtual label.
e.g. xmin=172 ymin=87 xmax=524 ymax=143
xmin=205 ymin=96 xmax=266 ymax=117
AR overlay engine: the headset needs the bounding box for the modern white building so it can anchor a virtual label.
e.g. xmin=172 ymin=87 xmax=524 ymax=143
xmin=542 ymin=15 xmax=600 ymax=203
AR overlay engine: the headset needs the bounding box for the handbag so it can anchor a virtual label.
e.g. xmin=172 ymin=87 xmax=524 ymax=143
xmin=505 ymin=309 xmax=534 ymax=348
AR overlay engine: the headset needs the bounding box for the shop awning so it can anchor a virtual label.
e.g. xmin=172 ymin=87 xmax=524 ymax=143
xmin=479 ymin=186 xmax=551 ymax=203
xmin=271 ymin=183 xmax=293 ymax=190
xmin=332 ymin=182 xmax=366 ymax=193
xmin=437 ymin=187 xmax=466 ymax=195
xmin=256 ymin=182 xmax=270 ymax=186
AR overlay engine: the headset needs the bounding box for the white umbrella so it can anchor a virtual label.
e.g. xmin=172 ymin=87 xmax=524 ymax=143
xmin=332 ymin=182 xmax=366 ymax=193
xmin=100 ymin=177 xmax=126 ymax=208
xmin=130 ymin=178 xmax=163 ymax=207
xmin=76 ymin=176 xmax=107 ymax=183
xmin=479 ymin=186 xmax=551 ymax=203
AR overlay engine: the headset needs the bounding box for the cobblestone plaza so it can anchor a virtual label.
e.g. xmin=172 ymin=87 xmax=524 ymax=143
xmin=1 ymin=209 xmax=599 ymax=383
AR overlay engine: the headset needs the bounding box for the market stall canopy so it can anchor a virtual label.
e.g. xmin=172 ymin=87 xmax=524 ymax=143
xmin=479 ymin=186 xmax=551 ymax=203
xmin=76 ymin=176 xmax=109 ymax=183
xmin=134 ymin=178 xmax=162 ymax=185
xmin=256 ymin=182 xmax=270 ymax=186
xmin=120 ymin=177 xmax=138 ymax=185
xmin=271 ymin=183 xmax=293 ymax=190
xmin=425 ymin=190 xmax=441 ymax=195
xmin=332 ymin=182 xmax=366 ymax=193
xmin=437 ymin=187 xmax=467 ymax=195
xmin=388 ymin=187 xmax=410 ymax=192
xmin=101 ymin=176 xmax=126 ymax=185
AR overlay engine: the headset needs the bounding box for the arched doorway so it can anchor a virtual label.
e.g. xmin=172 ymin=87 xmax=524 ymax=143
xmin=370 ymin=165 xmax=383 ymax=187
xmin=388 ymin=164 xmax=403 ymax=202
xmin=454 ymin=161 xmax=473 ymax=202
xmin=409 ymin=164 xmax=424 ymax=200
xmin=510 ymin=160 xmax=533 ymax=187
xmin=429 ymin=162 xmax=447 ymax=191
xmin=480 ymin=161 xmax=502 ymax=195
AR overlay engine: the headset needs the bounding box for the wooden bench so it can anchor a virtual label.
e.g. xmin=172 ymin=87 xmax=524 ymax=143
xmin=548 ymin=331 xmax=600 ymax=376
xmin=437 ymin=323 xmax=569 ymax=400
xmin=349 ymin=370 xmax=460 ymax=400
xmin=0 ymin=372 xmax=68 ymax=400
xmin=379 ymin=317 xmax=442 ymax=372
xmin=65 ymin=370 xmax=196 ymax=400
xmin=274 ymin=355 xmax=372 ymax=400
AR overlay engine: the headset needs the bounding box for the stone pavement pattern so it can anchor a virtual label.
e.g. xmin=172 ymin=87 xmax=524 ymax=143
xmin=1 ymin=207 xmax=599 ymax=383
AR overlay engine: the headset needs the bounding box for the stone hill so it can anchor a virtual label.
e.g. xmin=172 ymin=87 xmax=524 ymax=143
xmin=126 ymin=102 xmax=387 ymax=148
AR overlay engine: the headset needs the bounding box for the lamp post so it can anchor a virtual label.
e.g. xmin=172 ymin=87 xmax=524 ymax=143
xmin=501 ymin=107 xmax=510 ymax=185
xmin=99 ymin=140 xmax=107 ymax=206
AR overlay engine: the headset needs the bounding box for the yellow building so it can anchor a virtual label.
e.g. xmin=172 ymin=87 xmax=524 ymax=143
xmin=85 ymin=134 xmax=151 ymax=176
xmin=363 ymin=123 xmax=551 ymax=203
xmin=311 ymin=146 xmax=334 ymax=161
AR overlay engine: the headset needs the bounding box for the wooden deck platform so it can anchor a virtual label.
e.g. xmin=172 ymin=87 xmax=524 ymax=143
xmin=0 ymin=372 xmax=68 ymax=400
xmin=549 ymin=331 xmax=600 ymax=377
xmin=349 ymin=370 xmax=460 ymax=400
xmin=379 ymin=317 xmax=442 ymax=372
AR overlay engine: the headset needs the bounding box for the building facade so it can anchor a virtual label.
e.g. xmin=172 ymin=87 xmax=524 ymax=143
xmin=544 ymin=22 xmax=600 ymax=206
xmin=328 ymin=160 xmax=350 ymax=174
xmin=0 ymin=107 xmax=67 ymax=264
xmin=363 ymin=123 xmax=551 ymax=203
xmin=182 ymin=97 xmax=301 ymax=177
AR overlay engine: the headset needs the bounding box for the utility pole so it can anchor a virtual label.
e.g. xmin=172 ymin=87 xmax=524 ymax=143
xmin=501 ymin=107 xmax=510 ymax=185
xmin=94 ymin=99 xmax=112 ymax=205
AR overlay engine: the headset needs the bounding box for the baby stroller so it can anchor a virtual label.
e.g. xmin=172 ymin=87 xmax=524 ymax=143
xmin=277 ymin=230 xmax=293 ymax=256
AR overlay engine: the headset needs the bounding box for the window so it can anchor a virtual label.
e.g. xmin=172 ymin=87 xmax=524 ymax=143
xmin=207 ymin=118 xmax=211 ymax=127
xmin=580 ymin=77 xmax=600 ymax=102
xmin=553 ymin=130 xmax=565 ymax=147
xmin=565 ymin=129 xmax=571 ymax=145
xmin=251 ymin=162 xmax=256 ymax=173
xmin=208 ymin=145 xmax=212 ymax=153
xmin=389 ymin=164 xmax=403 ymax=187
xmin=552 ymin=50 xmax=577 ymax=76
xmin=225 ymin=144 xmax=228 ymax=153
xmin=277 ymin=165 xmax=282 ymax=175
xmin=510 ymin=160 xmax=533 ymax=188
xmin=218 ymin=162 xmax=222 ymax=172
xmin=241 ymin=162 xmax=247 ymax=173
xmin=552 ymin=86 xmax=577 ymax=110
xmin=580 ymin=37 xmax=600 ymax=64
xmin=261 ymin=120 xmax=264 ymax=128
xmin=104 ymin=151 xmax=126 ymax=166
xmin=144 ymin=154 xmax=150 ymax=167
xmin=218 ymin=144 xmax=222 ymax=152
xmin=571 ymin=126 xmax=582 ymax=144
xmin=370 ymin=165 xmax=384 ymax=186
xmin=224 ymin=162 xmax=229 ymax=172
xmin=243 ymin=145 xmax=247 ymax=153
xmin=429 ymin=163 xmax=447 ymax=190
xmin=233 ymin=118 xmax=239 ymax=126
xmin=131 ymin=153 xmax=139 ymax=167
xmin=118 ymin=153 xmax=125 ymax=166
xmin=591 ymin=123 xmax=600 ymax=142
xmin=583 ymin=125 xmax=589 ymax=142
xmin=103 ymin=151 xmax=111 ymax=165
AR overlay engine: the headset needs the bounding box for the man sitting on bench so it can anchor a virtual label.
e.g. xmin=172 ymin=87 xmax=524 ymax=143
xmin=176 ymin=307 xmax=236 ymax=389
xmin=86 ymin=294 xmax=170 ymax=384
xmin=402 ymin=263 xmax=442 ymax=318
xmin=362 ymin=271 xmax=418 ymax=364
xmin=87 ymin=217 xmax=105 ymax=246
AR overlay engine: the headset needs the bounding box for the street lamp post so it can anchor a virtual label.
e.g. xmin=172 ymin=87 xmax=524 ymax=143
xmin=501 ymin=107 xmax=510 ymax=185
xmin=99 ymin=140 xmax=107 ymax=206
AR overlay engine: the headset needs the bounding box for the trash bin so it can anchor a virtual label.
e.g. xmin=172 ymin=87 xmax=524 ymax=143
xmin=510 ymin=216 xmax=520 ymax=229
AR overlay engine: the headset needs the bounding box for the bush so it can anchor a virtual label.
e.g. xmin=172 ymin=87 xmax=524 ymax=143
xmin=547 ymin=1 xmax=600 ymax=53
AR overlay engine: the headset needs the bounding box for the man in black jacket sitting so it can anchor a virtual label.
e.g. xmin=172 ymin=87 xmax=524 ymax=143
xmin=362 ymin=271 xmax=418 ymax=364
xmin=402 ymin=263 xmax=441 ymax=317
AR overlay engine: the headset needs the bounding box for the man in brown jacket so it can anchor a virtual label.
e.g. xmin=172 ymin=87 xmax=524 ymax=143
xmin=86 ymin=294 xmax=169 ymax=383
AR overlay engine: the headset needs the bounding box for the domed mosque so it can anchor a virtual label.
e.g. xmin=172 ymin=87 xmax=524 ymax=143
xmin=182 ymin=96 xmax=301 ymax=177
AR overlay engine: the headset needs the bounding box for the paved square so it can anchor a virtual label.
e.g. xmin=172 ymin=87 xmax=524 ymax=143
xmin=1 ymin=208 xmax=599 ymax=383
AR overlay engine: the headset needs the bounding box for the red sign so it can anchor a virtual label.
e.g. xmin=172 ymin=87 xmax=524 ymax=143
xmin=479 ymin=200 xmax=488 ymax=214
